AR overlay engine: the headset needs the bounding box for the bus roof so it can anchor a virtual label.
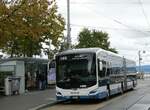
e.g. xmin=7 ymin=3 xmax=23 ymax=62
xmin=56 ymin=48 xmax=135 ymax=64
xmin=57 ymin=48 xmax=101 ymax=56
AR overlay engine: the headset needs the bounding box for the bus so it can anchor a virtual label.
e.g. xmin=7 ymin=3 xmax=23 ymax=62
xmin=55 ymin=48 xmax=137 ymax=101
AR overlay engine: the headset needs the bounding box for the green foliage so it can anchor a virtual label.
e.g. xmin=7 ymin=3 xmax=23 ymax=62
xmin=44 ymin=37 xmax=68 ymax=59
xmin=45 ymin=37 xmax=76 ymax=59
xmin=0 ymin=0 xmax=65 ymax=57
xmin=76 ymin=28 xmax=118 ymax=53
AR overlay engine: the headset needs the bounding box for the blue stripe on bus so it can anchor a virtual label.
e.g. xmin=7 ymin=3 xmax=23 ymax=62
xmin=56 ymin=91 xmax=108 ymax=101
xmin=56 ymin=96 xmax=70 ymax=101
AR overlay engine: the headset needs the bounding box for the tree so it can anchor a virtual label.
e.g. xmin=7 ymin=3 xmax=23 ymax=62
xmin=44 ymin=37 xmax=71 ymax=59
xmin=76 ymin=28 xmax=118 ymax=53
xmin=0 ymin=0 xmax=65 ymax=57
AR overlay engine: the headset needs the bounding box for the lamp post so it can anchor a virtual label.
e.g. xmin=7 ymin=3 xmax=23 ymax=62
xmin=67 ymin=0 xmax=71 ymax=49
xmin=138 ymin=50 xmax=145 ymax=79
xmin=138 ymin=51 xmax=142 ymax=74
xmin=123 ymin=56 xmax=127 ymax=90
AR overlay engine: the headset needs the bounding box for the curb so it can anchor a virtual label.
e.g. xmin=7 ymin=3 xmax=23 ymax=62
xmin=29 ymin=100 xmax=58 ymax=110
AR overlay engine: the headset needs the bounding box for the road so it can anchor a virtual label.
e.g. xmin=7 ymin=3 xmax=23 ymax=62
xmin=42 ymin=79 xmax=150 ymax=110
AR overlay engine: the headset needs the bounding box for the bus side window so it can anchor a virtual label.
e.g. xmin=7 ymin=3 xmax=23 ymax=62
xmin=102 ymin=61 xmax=107 ymax=77
xmin=106 ymin=62 xmax=111 ymax=76
xmin=98 ymin=59 xmax=102 ymax=78
xmin=98 ymin=60 xmax=106 ymax=78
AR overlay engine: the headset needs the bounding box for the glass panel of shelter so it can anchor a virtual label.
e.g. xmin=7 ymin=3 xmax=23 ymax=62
xmin=25 ymin=62 xmax=47 ymax=90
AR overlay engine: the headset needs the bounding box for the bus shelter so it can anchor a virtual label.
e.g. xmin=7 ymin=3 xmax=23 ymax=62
xmin=0 ymin=57 xmax=49 ymax=94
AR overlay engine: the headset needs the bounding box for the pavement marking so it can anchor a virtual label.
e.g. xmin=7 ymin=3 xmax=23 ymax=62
xmin=96 ymin=89 xmax=147 ymax=110
xmin=43 ymin=92 xmax=137 ymax=110
xmin=128 ymin=104 xmax=150 ymax=110
xmin=28 ymin=101 xmax=58 ymax=110
xmin=126 ymin=95 xmax=145 ymax=110
xmin=30 ymin=79 xmax=150 ymax=110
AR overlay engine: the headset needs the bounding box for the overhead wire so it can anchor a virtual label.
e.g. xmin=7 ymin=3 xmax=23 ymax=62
xmin=83 ymin=6 xmax=150 ymax=36
xmin=70 ymin=23 xmax=143 ymax=31
xmin=138 ymin=0 xmax=150 ymax=28
xmin=66 ymin=1 xmax=150 ymax=36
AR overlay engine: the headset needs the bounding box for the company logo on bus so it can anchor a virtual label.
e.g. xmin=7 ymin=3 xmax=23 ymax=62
xmin=70 ymin=91 xmax=79 ymax=94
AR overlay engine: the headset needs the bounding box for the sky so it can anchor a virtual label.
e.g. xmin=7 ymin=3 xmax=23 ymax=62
xmin=56 ymin=0 xmax=150 ymax=65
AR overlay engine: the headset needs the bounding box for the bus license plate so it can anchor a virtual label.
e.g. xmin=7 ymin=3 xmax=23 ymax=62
xmin=72 ymin=96 xmax=79 ymax=99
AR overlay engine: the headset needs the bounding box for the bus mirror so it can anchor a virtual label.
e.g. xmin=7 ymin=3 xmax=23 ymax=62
xmin=99 ymin=62 xmax=103 ymax=71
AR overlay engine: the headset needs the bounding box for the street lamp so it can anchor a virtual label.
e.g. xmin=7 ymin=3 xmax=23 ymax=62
xmin=138 ymin=50 xmax=145 ymax=78
xmin=123 ymin=56 xmax=127 ymax=90
xmin=67 ymin=0 xmax=71 ymax=49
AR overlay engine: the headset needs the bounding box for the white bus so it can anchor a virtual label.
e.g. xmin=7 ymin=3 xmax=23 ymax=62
xmin=55 ymin=48 xmax=137 ymax=101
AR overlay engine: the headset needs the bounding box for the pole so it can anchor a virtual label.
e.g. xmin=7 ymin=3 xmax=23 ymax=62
xmin=48 ymin=39 xmax=51 ymax=59
xmin=138 ymin=51 xmax=141 ymax=74
xmin=123 ymin=57 xmax=127 ymax=90
xmin=67 ymin=0 xmax=71 ymax=49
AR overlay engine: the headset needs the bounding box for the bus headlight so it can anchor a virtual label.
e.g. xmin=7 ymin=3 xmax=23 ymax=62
xmin=56 ymin=92 xmax=62 ymax=96
xmin=89 ymin=89 xmax=98 ymax=95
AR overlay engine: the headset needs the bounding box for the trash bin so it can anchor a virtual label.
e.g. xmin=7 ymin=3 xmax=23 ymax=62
xmin=5 ymin=76 xmax=20 ymax=96
xmin=4 ymin=77 xmax=11 ymax=96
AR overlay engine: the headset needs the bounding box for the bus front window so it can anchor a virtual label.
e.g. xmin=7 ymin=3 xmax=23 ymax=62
xmin=56 ymin=53 xmax=96 ymax=89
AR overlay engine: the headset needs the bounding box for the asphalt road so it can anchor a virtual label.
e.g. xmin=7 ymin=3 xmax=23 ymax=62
xmin=43 ymin=79 xmax=150 ymax=110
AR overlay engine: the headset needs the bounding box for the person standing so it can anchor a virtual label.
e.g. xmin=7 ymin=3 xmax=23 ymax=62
xmin=41 ymin=73 xmax=46 ymax=90
xmin=25 ymin=73 xmax=28 ymax=91
xmin=39 ymin=73 xmax=42 ymax=90
xmin=36 ymin=71 xmax=40 ymax=90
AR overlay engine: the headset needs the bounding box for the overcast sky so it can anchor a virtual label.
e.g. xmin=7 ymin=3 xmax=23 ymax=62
xmin=56 ymin=0 xmax=150 ymax=65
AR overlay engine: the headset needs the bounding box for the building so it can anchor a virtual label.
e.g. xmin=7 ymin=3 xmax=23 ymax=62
xmin=0 ymin=57 xmax=49 ymax=94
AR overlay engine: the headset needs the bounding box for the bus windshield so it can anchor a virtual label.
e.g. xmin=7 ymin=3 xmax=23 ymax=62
xmin=56 ymin=53 xmax=96 ymax=89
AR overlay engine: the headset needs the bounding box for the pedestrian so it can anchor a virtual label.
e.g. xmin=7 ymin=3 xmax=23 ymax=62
xmin=39 ymin=73 xmax=42 ymax=90
xmin=25 ymin=73 xmax=29 ymax=92
xmin=41 ymin=73 xmax=46 ymax=90
xmin=36 ymin=71 xmax=40 ymax=89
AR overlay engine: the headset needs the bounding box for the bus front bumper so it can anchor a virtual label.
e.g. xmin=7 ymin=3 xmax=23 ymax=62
xmin=56 ymin=91 xmax=108 ymax=101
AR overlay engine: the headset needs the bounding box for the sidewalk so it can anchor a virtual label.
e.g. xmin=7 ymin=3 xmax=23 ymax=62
xmin=0 ymin=88 xmax=56 ymax=110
